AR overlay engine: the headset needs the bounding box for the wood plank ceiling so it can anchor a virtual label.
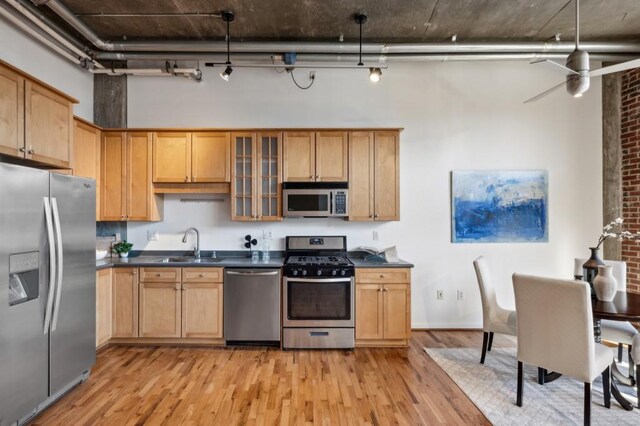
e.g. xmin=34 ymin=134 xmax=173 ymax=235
xmin=52 ymin=0 xmax=640 ymax=43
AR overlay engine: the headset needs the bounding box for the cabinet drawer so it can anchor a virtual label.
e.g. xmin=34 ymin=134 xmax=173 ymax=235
xmin=139 ymin=267 xmax=181 ymax=282
xmin=182 ymin=267 xmax=224 ymax=283
xmin=356 ymin=268 xmax=411 ymax=284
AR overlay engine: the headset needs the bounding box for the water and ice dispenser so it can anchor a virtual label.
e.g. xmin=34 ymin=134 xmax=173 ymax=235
xmin=8 ymin=252 xmax=39 ymax=306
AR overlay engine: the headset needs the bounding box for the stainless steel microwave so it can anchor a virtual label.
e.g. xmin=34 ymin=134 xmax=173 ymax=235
xmin=282 ymin=183 xmax=348 ymax=218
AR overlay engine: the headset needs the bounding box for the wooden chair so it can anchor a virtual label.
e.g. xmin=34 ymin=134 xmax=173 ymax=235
xmin=473 ymin=256 xmax=517 ymax=364
xmin=513 ymin=274 xmax=612 ymax=426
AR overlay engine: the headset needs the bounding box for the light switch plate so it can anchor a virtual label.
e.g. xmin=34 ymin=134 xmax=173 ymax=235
xmin=147 ymin=230 xmax=159 ymax=241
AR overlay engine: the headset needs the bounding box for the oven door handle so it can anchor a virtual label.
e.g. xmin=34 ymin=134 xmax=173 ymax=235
xmin=285 ymin=278 xmax=352 ymax=283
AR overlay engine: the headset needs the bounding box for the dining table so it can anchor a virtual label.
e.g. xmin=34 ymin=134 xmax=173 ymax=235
xmin=592 ymin=290 xmax=640 ymax=411
xmin=540 ymin=290 xmax=640 ymax=411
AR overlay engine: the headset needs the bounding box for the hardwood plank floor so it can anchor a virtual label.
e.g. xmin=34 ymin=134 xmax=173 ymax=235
xmin=30 ymin=331 xmax=515 ymax=425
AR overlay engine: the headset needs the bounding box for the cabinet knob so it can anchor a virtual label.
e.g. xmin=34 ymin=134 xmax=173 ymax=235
xmin=28 ymin=147 xmax=34 ymax=154
xmin=383 ymin=288 xmax=389 ymax=292
xmin=155 ymin=273 xmax=161 ymax=277
xmin=199 ymin=274 xmax=205 ymax=278
xmin=19 ymin=147 xmax=26 ymax=153
xmin=380 ymin=274 xmax=385 ymax=278
xmin=378 ymin=288 xmax=383 ymax=292
xmin=131 ymin=272 xmax=137 ymax=276
xmin=185 ymin=176 xmax=189 ymax=182
xmin=374 ymin=214 xmax=379 ymax=218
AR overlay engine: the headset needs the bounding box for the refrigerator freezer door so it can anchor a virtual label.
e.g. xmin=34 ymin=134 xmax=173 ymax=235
xmin=0 ymin=164 xmax=50 ymax=425
xmin=49 ymin=173 xmax=96 ymax=396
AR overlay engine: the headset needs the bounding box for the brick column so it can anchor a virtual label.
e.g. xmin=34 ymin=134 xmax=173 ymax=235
xmin=621 ymin=69 xmax=640 ymax=294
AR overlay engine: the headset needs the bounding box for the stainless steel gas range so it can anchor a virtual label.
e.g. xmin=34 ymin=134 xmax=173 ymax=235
xmin=282 ymin=236 xmax=355 ymax=349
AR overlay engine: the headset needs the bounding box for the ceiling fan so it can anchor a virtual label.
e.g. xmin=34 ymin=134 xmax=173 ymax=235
xmin=525 ymin=0 xmax=640 ymax=103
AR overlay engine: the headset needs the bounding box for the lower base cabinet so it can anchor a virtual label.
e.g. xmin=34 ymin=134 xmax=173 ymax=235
xmin=139 ymin=282 xmax=182 ymax=338
xmin=182 ymin=282 xmax=224 ymax=338
xmin=355 ymin=268 xmax=411 ymax=347
xmin=96 ymin=269 xmax=112 ymax=347
xmin=112 ymin=268 xmax=139 ymax=338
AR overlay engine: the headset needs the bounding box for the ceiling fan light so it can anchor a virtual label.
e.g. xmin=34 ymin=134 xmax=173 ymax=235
xmin=220 ymin=66 xmax=233 ymax=81
xmin=369 ymin=67 xmax=382 ymax=83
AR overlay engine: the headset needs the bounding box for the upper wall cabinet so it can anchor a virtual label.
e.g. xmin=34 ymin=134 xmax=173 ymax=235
xmin=152 ymin=132 xmax=230 ymax=183
xmin=282 ymin=131 xmax=348 ymax=182
xmin=73 ymin=118 xmax=101 ymax=220
xmin=101 ymin=132 xmax=162 ymax=221
xmin=231 ymin=132 xmax=283 ymax=221
xmin=349 ymin=131 xmax=400 ymax=221
xmin=0 ymin=61 xmax=76 ymax=168
xmin=0 ymin=65 xmax=25 ymax=158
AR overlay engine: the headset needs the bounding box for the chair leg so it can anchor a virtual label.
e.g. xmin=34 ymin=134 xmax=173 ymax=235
xmin=602 ymin=366 xmax=611 ymax=409
xmin=618 ymin=343 xmax=624 ymax=363
xmin=517 ymin=361 xmax=523 ymax=407
xmin=636 ymin=365 xmax=640 ymax=409
xmin=584 ymin=382 xmax=591 ymax=426
xmin=538 ymin=367 xmax=545 ymax=385
xmin=629 ymin=345 xmax=635 ymax=379
xmin=487 ymin=332 xmax=494 ymax=351
xmin=480 ymin=332 xmax=489 ymax=364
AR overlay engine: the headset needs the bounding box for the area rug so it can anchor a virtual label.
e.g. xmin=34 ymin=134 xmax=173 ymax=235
xmin=424 ymin=347 xmax=639 ymax=425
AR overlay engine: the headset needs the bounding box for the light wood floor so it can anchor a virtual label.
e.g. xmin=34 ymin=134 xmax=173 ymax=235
xmin=30 ymin=331 xmax=517 ymax=425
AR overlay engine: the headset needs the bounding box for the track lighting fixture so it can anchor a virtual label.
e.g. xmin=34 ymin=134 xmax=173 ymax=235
xmin=220 ymin=66 xmax=233 ymax=81
xmin=369 ymin=67 xmax=382 ymax=83
xmin=220 ymin=10 xmax=234 ymax=81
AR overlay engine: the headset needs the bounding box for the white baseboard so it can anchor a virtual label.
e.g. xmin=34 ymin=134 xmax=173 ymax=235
xmin=412 ymin=322 xmax=482 ymax=330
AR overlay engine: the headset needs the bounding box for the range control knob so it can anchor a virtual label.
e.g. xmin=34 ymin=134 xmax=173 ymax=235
xmin=331 ymin=270 xmax=337 ymax=276
xmin=340 ymin=270 xmax=346 ymax=276
xmin=302 ymin=269 xmax=307 ymax=276
xmin=316 ymin=269 xmax=322 ymax=276
xmin=292 ymin=270 xmax=298 ymax=276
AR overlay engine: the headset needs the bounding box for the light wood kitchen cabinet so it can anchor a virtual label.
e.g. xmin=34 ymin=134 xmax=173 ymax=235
xmin=112 ymin=268 xmax=139 ymax=338
xmin=0 ymin=64 xmax=25 ymax=158
xmin=355 ymin=268 xmax=411 ymax=347
xmin=231 ymin=132 xmax=283 ymax=221
xmin=153 ymin=132 xmax=230 ymax=183
xmin=182 ymin=282 xmax=223 ymax=338
xmin=348 ymin=131 xmax=400 ymax=221
xmin=283 ymin=131 xmax=348 ymax=182
xmin=192 ymin=132 xmax=230 ymax=182
xmin=96 ymin=269 xmax=112 ymax=348
xmin=101 ymin=132 xmax=162 ymax=221
xmin=139 ymin=282 xmax=182 ymax=338
xmin=73 ymin=119 xmax=101 ymax=220
xmin=0 ymin=61 xmax=76 ymax=168
xmin=25 ymin=80 xmax=74 ymax=168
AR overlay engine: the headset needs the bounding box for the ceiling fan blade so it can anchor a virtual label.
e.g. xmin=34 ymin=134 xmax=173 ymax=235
xmin=531 ymin=59 xmax=579 ymax=76
xmin=590 ymin=58 xmax=640 ymax=77
xmin=524 ymin=80 xmax=568 ymax=104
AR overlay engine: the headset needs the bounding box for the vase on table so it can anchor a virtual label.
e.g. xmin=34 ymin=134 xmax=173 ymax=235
xmin=582 ymin=247 xmax=605 ymax=298
xmin=593 ymin=265 xmax=618 ymax=302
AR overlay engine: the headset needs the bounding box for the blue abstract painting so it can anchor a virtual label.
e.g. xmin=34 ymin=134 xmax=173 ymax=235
xmin=451 ymin=171 xmax=548 ymax=243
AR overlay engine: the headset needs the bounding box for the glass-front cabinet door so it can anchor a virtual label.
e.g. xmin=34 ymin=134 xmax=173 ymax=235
xmin=257 ymin=132 xmax=282 ymax=221
xmin=231 ymin=132 xmax=282 ymax=221
xmin=231 ymin=132 xmax=256 ymax=221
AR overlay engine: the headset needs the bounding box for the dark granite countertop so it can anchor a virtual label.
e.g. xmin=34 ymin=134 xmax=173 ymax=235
xmin=97 ymin=250 xmax=413 ymax=270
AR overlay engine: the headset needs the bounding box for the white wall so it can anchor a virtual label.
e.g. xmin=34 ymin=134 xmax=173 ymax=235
xmin=127 ymin=61 xmax=603 ymax=328
xmin=0 ymin=17 xmax=93 ymax=120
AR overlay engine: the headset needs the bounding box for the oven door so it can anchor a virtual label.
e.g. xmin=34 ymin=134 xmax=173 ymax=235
xmin=283 ymin=277 xmax=355 ymax=327
xmin=283 ymin=189 xmax=332 ymax=217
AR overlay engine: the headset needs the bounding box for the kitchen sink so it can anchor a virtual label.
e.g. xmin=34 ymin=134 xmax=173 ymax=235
xmin=153 ymin=257 xmax=224 ymax=263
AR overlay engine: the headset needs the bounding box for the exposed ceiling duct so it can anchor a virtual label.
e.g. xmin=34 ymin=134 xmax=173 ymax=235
xmin=1 ymin=0 xmax=639 ymax=79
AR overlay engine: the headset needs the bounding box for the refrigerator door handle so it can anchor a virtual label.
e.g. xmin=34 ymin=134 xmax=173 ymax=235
xmin=50 ymin=197 xmax=64 ymax=331
xmin=43 ymin=197 xmax=56 ymax=334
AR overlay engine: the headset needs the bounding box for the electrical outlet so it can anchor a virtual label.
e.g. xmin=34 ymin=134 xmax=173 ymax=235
xmin=437 ymin=290 xmax=444 ymax=300
xmin=457 ymin=290 xmax=465 ymax=301
xmin=372 ymin=231 xmax=379 ymax=241
xmin=147 ymin=230 xmax=159 ymax=241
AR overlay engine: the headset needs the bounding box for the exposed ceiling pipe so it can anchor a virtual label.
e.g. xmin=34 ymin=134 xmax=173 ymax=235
xmin=6 ymin=0 xmax=102 ymax=68
xmin=34 ymin=0 xmax=640 ymax=56
xmin=90 ymin=67 xmax=202 ymax=81
xmin=0 ymin=1 xmax=83 ymax=66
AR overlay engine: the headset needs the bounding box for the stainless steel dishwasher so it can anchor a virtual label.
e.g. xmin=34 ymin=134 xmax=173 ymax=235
xmin=224 ymin=269 xmax=281 ymax=345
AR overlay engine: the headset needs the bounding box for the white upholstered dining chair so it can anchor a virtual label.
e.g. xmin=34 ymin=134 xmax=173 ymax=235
xmin=473 ymin=256 xmax=517 ymax=364
xmin=631 ymin=333 xmax=640 ymax=408
xmin=513 ymin=274 xmax=612 ymax=425
xmin=575 ymin=258 xmax=637 ymax=365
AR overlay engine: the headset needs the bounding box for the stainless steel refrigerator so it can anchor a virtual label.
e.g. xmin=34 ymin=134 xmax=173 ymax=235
xmin=0 ymin=163 xmax=96 ymax=425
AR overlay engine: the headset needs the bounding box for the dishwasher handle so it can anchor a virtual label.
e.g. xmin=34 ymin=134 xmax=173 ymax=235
xmin=226 ymin=270 xmax=279 ymax=276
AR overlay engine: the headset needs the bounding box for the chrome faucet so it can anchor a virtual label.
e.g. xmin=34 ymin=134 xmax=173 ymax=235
xmin=182 ymin=227 xmax=200 ymax=259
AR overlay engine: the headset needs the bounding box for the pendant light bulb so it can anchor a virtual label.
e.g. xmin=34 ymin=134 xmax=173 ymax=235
xmin=220 ymin=66 xmax=233 ymax=81
xmin=369 ymin=67 xmax=382 ymax=83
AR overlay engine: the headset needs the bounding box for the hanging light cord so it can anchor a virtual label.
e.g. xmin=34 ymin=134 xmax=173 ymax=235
xmin=358 ymin=19 xmax=363 ymax=66
xmin=290 ymin=70 xmax=315 ymax=90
